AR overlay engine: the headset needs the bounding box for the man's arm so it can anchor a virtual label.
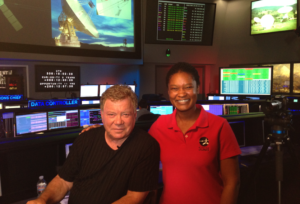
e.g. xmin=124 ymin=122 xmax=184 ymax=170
xmin=27 ymin=175 xmax=73 ymax=204
xmin=112 ymin=190 xmax=149 ymax=204
xmin=220 ymin=156 xmax=240 ymax=204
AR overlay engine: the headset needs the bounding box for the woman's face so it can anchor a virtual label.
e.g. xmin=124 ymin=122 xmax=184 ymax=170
xmin=168 ymin=71 xmax=199 ymax=112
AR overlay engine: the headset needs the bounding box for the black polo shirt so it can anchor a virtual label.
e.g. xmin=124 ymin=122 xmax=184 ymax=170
xmin=58 ymin=126 xmax=160 ymax=204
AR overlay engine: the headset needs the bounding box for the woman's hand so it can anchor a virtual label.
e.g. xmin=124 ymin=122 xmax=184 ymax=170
xmin=80 ymin=124 xmax=102 ymax=135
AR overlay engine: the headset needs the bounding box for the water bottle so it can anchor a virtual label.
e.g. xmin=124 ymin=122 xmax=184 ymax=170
xmin=37 ymin=175 xmax=47 ymax=197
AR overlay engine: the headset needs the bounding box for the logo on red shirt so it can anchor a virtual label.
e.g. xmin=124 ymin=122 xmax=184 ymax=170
xmin=199 ymin=137 xmax=209 ymax=151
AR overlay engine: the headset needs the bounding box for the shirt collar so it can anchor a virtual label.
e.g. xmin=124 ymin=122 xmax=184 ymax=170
xmin=168 ymin=104 xmax=209 ymax=131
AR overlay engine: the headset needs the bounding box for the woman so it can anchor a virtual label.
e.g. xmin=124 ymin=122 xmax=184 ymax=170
xmin=149 ymin=62 xmax=241 ymax=204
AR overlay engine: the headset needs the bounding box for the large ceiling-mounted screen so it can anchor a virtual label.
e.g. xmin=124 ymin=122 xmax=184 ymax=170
xmin=0 ymin=0 xmax=141 ymax=59
xmin=251 ymin=0 xmax=298 ymax=35
xmin=219 ymin=67 xmax=273 ymax=96
xmin=145 ymin=0 xmax=216 ymax=45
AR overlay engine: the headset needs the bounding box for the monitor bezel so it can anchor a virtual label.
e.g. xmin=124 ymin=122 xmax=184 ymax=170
xmin=15 ymin=111 xmax=48 ymax=136
xmin=47 ymin=109 xmax=79 ymax=131
xmin=219 ymin=66 xmax=273 ymax=96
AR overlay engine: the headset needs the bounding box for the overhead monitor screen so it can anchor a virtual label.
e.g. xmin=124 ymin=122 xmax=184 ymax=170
xmin=35 ymin=65 xmax=80 ymax=92
xmin=201 ymin=104 xmax=223 ymax=115
xmin=145 ymin=0 xmax=216 ymax=45
xmin=220 ymin=67 xmax=272 ymax=95
xmin=150 ymin=105 xmax=173 ymax=115
xmin=16 ymin=112 xmax=47 ymax=135
xmin=80 ymin=85 xmax=99 ymax=97
xmin=251 ymin=0 xmax=297 ymax=35
xmin=80 ymin=109 xmax=102 ymax=127
xmin=0 ymin=0 xmax=141 ymax=59
xmin=48 ymin=110 xmax=79 ymax=130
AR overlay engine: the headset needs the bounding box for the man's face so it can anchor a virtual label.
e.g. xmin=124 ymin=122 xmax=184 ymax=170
xmin=101 ymin=98 xmax=136 ymax=141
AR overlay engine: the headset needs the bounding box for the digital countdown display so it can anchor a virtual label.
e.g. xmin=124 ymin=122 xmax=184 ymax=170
xmin=35 ymin=65 xmax=80 ymax=92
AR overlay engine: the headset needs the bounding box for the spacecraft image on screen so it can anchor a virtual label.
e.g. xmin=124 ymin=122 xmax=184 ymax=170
xmin=251 ymin=0 xmax=297 ymax=35
xmin=51 ymin=0 xmax=134 ymax=51
xmin=0 ymin=0 xmax=135 ymax=54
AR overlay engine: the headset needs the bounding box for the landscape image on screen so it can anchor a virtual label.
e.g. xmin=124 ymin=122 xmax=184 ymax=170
xmin=51 ymin=0 xmax=134 ymax=51
xmin=251 ymin=0 xmax=297 ymax=35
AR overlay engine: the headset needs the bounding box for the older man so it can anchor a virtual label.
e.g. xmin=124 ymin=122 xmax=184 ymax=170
xmin=27 ymin=85 xmax=160 ymax=204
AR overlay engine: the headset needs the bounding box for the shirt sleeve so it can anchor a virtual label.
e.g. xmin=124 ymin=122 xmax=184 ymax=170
xmin=58 ymin=133 xmax=86 ymax=182
xmin=219 ymin=120 xmax=242 ymax=160
xmin=128 ymin=139 xmax=161 ymax=192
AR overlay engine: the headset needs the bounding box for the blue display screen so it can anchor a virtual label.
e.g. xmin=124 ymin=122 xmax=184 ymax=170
xmin=16 ymin=112 xmax=47 ymax=135
xmin=201 ymin=104 xmax=223 ymax=115
xmin=80 ymin=109 xmax=102 ymax=127
xmin=150 ymin=105 xmax=173 ymax=115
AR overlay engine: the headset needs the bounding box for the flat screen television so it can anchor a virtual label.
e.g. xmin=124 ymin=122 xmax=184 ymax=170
xmin=219 ymin=67 xmax=273 ymax=96
xmin=145 ymin=0 xmax=216 ymax=45
xmin=0 ymin=0 xmax=141 ymax=59
xmin=150 ymin=105 xmax=173 ymax=115
xmin=15 ymin=112 xmax=48 ymax=135
xmin=48 ymin=109 xmax=79 ymax=130
xmin=80 ymin=85 xmax=99 ymax=97
xmin=79 ymin=108 xmax=102 ymax=127
xmin=251 ymin=0 xmax=298 ymax=35
xmin=35 ymin=65 xmax=80 ymax=92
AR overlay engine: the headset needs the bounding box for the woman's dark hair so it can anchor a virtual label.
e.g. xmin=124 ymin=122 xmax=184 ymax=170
xmin=166 ymin=62 xmax=200 ymax=87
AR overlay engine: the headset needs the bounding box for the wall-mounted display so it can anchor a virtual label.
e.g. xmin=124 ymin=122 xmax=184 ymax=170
xmin=0 ymin=0 xmax=141 ymax=59
xmin=251 ymin=0 xmax=298 ymax=35
xmin=35 ymin=65 xmax=80 ymax=92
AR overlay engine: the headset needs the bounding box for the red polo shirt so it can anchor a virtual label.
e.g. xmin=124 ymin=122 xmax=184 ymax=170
xmin=149 ymin=105 xmax=241 ymax=204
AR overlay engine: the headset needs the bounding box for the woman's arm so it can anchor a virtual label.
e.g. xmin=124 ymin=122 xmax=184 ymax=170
xmin=220 ymin=156 xmax=240 ymax=204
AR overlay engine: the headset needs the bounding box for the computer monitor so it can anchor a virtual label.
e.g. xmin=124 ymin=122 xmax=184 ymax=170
xmin=150 ymin=105 xmax=173 ymax=115
xmin=16 ymin=112 xmax=47 ymax=135
xmin=220 ymin=67 xmax=273 ymax=96
xmin=80 ymin=109 xmax=102 ymax=127
xmin=208 ymin=96 xmax=225 ymax=101
xmin=80 ymin=85 xmax=99 ymax=97
xmin=127 ymin=85 xmax=136 ymax=93
xmin=99 ymin=85 xmax=114 ymax=97
xmin=99 ymin=84 xmax=135 ymax=97
xmin=65 ymin=143 xmax=73 ymax=158
xmin=223 ymin=104 xmax=249 ymax=115
xmin=48 ymin=110 xmax=79 ymax=130
xmin=201 ymin=104 xmax=223 ymax=115
xmin=81 ymin=100 xmax=100 ymax=105
xmin=5 ymin=105 xmax=21 ymax=109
